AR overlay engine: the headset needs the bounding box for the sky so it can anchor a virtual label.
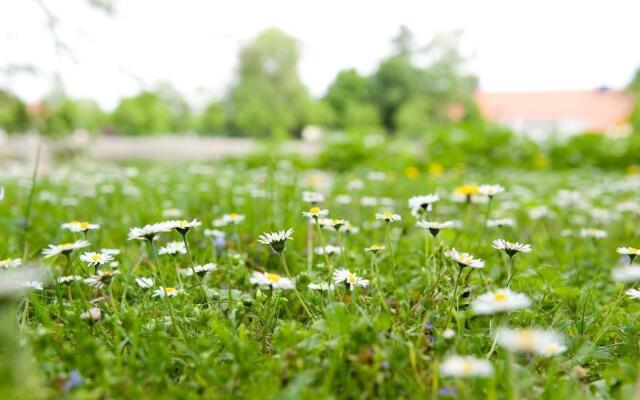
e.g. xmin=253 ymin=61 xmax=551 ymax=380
xmin=1 ymin=0 xmax=640 ymax=110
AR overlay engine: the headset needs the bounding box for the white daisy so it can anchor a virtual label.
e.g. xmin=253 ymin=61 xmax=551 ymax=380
xmin=169 ymin=219 xmax=202 ymax=235
xmin=222 ymin=213 xmax=245 ymax=225
xmin=492 ymin=239 xmax=532 ymax=257
xmin=580 ymin=228 xmax=607 ymax=239
xmin=617 ymin=246 xmax=640 ymax=262
xmin=440 ymin=356 xmax=493 ymax=378
xmin=84 ymin=270 xmax=120 ymax=289
xmin=0 ymin=258 xmax=22 ymax=269
xmin=364 ymin=244 xmax=385 ymax=254
xmin=479 ymin=184 xmax=505 ymax=198
xmin=626 ymin=288 xmax=640 ymax=299
xmin=249 ymin=271 xmax=295 ymax=289
xmin=158 ymin=241 xmax=187 ymax=255
xmin=528 ymin=206 xmax=552 ymax=220
xmin=308 ymin=281 xmax=334 ymax=291
xmin=162 ymin=208 xmax=183 ymax=218
xmin=612 ymin=266 xmax=640 ymax=283
xmin=416 ymin=220 xmax=454 ymax=237
xmin=375 ymin=211 xmax=401 ymax=223
xmin=80 ymin=307 xmax=102 ymax=322
xmin=324 ymin=219 xmax=348 ymax=231
xmin=80 ymin=251 xmax=114 ymax=267
xmin=16 ymin=280 xmax=44 ymax=291
xmin=495 ymin=328 xmax=566 ymax=356
xmin=408 ymin=194 xmax=440 ymax=213
xmin=128 ymin=222 xmax=173 ymax=241
xmin=341 ymin=222 xmax=360 ymax=235
xmin=257 ymin=229 xmax=294 ymax=253
xmin=302 ymin=191 xmax=324 ymax=204
xmin=446 ymin=248 xmax=485 ymax=269
xmin=315 ymin=245 xmax=342 ymax=256
xmin=204 ymin=229 xmax=226 ymax=238
xmin=487 ymin=218 xmax=515 ymax=228
xmin=57 ymin=275 xmax=83 ymax=284
xmin=471 ymin=288 xmax=531 ymax=315
xmin=332 ymin=268 xmax=369 ymax=291
xmin=61 ymin=221 xmax=100 ymax=233
xmin=101 ymin=248 xmax=121 ymax=256
xmin=182 ymin=263 xmax=218 ymax=277
xmin=42 ymin=240 xmax=90 ymax=258
xmin=152 ymin=287 xmax=183 ymax=298
xmin=135 ymin=277 xmax=154 ymax=289
xmin=302 ymin=207 xmax=329 ymax=221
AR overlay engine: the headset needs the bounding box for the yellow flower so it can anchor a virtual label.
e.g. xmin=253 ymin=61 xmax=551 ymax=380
xmin=454 ymin=184 xmax=479 ymax=196
xmin=404 ymin=166 xmax=419 ymax=180
xmin=429 ymin=162 xmax=444 ymax=177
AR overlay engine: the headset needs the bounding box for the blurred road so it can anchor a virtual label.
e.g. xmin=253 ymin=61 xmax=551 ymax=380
xmin=0 ymin=134 xmax=319 ymax=162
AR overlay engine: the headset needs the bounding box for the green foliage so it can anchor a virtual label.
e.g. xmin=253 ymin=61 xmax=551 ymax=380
xmin=1 ymin=160 xmax=639 ymax=398
xmin=112 ymin=92 xmax=172 ymax=135
xmin=228 ymin=28 xmax=311 ymax=137
xmin=0 ymin=90 xmax=29 ymax=132
xmin=198 ymin=102 xmax=227 ymax=134
xmin=324 ymin=69 xmax=381 ymax=131
xmin=370 ymin=55 xmax=423 ymax=131
xmin=37 ymin=99 xmax=106 ymax=136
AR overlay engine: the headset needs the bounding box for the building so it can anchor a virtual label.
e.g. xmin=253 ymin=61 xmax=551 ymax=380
xmin=475 ymin=89 xmax=634 ymax=140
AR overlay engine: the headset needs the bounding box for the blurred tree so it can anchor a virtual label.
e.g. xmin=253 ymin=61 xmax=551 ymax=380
xmin=198 ymin=102 xmax=227 ymax=134
xmin=112 ymin=92 xmax=172 ymax=135
xmin=155 ymin=83 xmax=195 ymax=132
xmin=370 ymin=28 xmax=479 ymax=134
xmin=0 ymin=90 xmax=29 ymax=132
xmin=627 ymin=67 xmax=640 ymax=131
xmin=324 ymin=69 xmax=381 ymax=131
xmin=228 ymin=28 xmax=311 ymax=137
xmin=370 ymin=55 xmax=423 ymax=132
xmin=36 ymin=98 xmax=106 ymax=136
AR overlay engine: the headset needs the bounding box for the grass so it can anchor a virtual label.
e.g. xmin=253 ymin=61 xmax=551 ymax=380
xmin=0 ymin=159 xmax=639 ymax=399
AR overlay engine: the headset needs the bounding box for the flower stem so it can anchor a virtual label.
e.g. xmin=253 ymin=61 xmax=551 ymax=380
xmin=181 ymin=233 xmax=213 ymax=307
xmin=279 ymin=253 xmax=313 ymax=320
xmin=149 ymin=239 xmax=185 ymax=340
xmin=315 ymin=220 xmax=332 ymax=278
xmin=506 ymin=255 xmax=515 ymax=287
xmin=385 ymin=222 xmax=397 ymax=288
xmin=444 ymin=266 xmax=464 ymax=327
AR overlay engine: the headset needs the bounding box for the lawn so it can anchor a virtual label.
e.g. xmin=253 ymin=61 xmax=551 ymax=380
xmin=1 ymin=159 xmax=639 ymax=399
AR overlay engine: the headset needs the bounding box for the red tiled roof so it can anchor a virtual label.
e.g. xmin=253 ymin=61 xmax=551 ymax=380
xmin=475 ymin=90 xmax=634 ymax=132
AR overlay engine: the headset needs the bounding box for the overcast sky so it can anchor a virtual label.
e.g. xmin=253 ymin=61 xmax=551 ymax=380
xmin=2 ymin=0 xmax=640 ymax=110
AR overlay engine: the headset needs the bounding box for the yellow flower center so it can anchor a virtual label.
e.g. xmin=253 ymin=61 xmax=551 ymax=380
xmin=266 ymin=273 xmax=281 ymax=283
xmin=369 ymin=245 xmax=381 ymax=250
xmin=229 ymin=213 xmax=238 ymax=219
xmin=79 ymin=222 xmax=90 ymax=230
xmin=61 ymin=243 xmax=74 ymax=249
xmin=459 ymin=255 xmax=473 ymax=264
xmin=382 ymin=211 xmax=393 ymax=218
xmin=347 ymin=273 xmax=357 ymax=284
xmin=90 ymin=254 xmax=102 ymax=261
xmin=494 ymin=292 xmax=508 ymax=302
xmin=517 ymin=331 xmax=536 ymax=348
xmin=455 ymin=185 xmax=479 ymax=196
xmin=310 ymin=207 xmax=321 ymax=214
xmin=179 ymin=220 xmax=188 ymax=228
xmin=461 ymin=361 xmax=473 ymax=374
xmin=165 ymin=287 xmax=177 ymax=295
xmin=404 ymin=166 xmax=419 ymax=179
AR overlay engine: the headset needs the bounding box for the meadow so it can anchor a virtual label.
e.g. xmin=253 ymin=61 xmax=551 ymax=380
xmin=1 ymin=157 xmax=639 ymax=399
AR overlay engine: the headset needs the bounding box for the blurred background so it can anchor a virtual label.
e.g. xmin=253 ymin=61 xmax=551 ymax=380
xmin=2 ymin=0 xmax=640 ymax=169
